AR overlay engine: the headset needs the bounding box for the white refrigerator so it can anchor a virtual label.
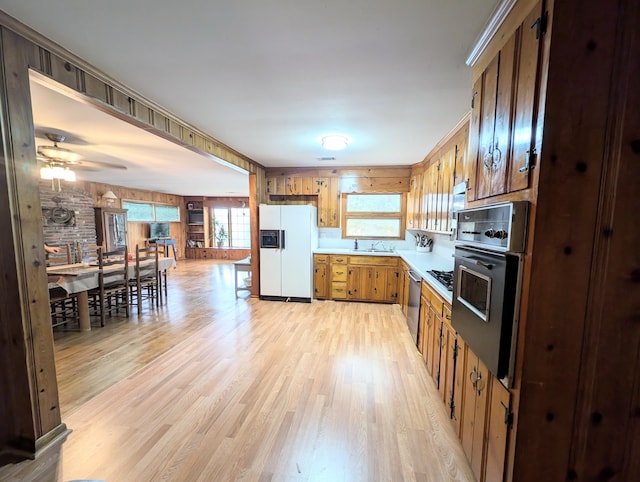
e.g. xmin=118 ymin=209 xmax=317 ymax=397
xmin=259 ymin=204 xmax=318 ymax=301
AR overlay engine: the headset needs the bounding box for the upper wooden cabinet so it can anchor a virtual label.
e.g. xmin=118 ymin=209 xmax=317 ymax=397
xmin=469 ymin=0 xmax=545 ymax=200
xmin=409 ymin=117 xmax=469 ymax=234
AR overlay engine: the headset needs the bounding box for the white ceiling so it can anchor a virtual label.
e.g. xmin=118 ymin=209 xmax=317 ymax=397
xmin=1 ymin=0 xmax=500 ymax=197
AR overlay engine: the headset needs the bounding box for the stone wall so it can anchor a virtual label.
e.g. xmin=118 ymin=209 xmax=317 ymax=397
xmin=40 ymin=180 xmax=97 ymax=260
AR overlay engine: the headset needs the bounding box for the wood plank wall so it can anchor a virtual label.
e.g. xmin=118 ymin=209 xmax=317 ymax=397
xmin=264 ymin=166 xmax=412 ymax=195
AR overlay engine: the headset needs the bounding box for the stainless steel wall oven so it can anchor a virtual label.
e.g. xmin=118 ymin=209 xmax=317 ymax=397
xmin=452 ymin=201 xmax=528 ymax=387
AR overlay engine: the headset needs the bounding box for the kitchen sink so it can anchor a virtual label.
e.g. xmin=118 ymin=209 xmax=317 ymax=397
xmin=351 ymin=248 xmax=395 ymax=253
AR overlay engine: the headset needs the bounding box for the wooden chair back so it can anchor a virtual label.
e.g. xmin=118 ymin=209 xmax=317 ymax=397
xmin=46 ymin=243 xmax=73 ymax=266
xmin=135 ymin=244 xmax=159 ymax=282
xmin=99 ymin=247 xmax=129 ymax=289
xmin=77 ymin=242 xmax=103 ymax=264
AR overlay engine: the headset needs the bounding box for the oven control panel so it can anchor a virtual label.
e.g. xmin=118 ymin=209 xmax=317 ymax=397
xmin=455 ymin=201 xmax=528 ymax=253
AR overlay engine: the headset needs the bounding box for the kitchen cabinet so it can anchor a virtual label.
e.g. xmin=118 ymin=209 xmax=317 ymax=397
xmin=266 ymin=175 xmax=285 ymax=195
xmin=406 ymin=172 xmax=422 ymax=230
xmin=438 ymin=316 xmax=456 ymax=406
xmin=485 ymin=379 xmax=512 ymax=482
xmin=347 ymin=256 xmax=398 ymax=302
xmin=329 ymin=255 xmax=348 ymax=300
xmin=476 ymin=36 xmax=516 ymax=199
xmin=451 ymin=335 xmax=466 ymax=436
xmin=398 ymin=260 xmax=410 ymax=316
xmin=320 ymin=254 xmax=398 ymax=303
xmin=94 ymin=207 xmax=127 ymax=252
xmin=461 ymin=346 xmax=490 ymax=482
xmin=315 ymin=177 xmax=340 ymax=228
xmin=313 ymin=254 xmax=329 ymax=299
xmin=285 ymin=175 xmax=302 ymax=194
xmin=412 ymin=118 xmax=468 ymax=234
xmin=469 ymin=0 xmax=543 ymax=200
xmin=420 ymin=280 xmax=444 ymax=379
xmin=508 ymin=1 xmax=544 ymax=193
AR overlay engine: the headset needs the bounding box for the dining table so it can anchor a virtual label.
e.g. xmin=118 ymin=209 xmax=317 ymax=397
xmin=47 ymin=256 xmax=176 ymax=331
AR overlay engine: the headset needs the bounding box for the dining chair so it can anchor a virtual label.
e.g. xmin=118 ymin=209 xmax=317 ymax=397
xmin=155 ymin=243 xmax=169 ymax=304
xmin=46 ymin=243 xmax=73 ymax=266
xmin=88 ymin=246 xmax=129 ymax=327
xmin=129 ymin=244 xmax=160 ymax=315
xmin=47 ymin=243 xmax=79 ymax=329
xmin=78 ymin=242 xmax=103 ymax=264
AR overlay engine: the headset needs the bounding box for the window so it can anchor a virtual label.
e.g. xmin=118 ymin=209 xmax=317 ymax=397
xmin=341 ymin=193 xmax=406 ymax=239
xmin=121 ymin=201 xmax=180 ymax=222
xmin=211 ymin=206 xmax=250 ymax=248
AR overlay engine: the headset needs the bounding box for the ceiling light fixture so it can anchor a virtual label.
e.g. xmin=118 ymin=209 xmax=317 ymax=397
xmin=40 ymin=161 xmax=76 ymax=191
xmin=320 ymin=134 xmax=351 ymax=151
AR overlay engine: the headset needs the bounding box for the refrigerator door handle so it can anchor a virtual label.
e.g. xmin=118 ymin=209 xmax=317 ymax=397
xmin=280 ymin=230 xmax=285 ymax=249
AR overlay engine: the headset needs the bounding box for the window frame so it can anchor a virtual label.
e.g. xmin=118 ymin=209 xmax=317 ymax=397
xmin=340 ymin=192 xmax=407 ymax=239
xmin=121 ymin=200 xmax=180 ymax=222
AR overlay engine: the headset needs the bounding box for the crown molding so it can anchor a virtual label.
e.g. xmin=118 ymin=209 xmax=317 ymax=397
xmin=465 ymin=0 xmax=518 ymax=66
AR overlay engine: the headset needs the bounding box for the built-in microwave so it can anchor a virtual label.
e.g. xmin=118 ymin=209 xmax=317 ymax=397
xmin=259 ymin=229 xmax=282 ymax=249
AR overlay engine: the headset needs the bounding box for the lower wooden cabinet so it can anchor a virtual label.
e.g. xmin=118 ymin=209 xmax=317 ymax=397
xmin=484 ymin=379 xmax=511 ymax=482
xmin=313 ymin=254 xmax=329 ymax=299
xmin=414 ymin=281 xmax=511 ymax=482
xmin=313 ymin=254 xmax=399 ymax=303
xmin=461 ymin=346 xmax=490 ymax=481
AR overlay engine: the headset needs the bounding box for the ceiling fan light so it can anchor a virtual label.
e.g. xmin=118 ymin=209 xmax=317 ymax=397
xmin=63 ymin=168 xmax=76 ymax=182
xmin=40 ymin=166 xmax=54 ymax=180
xmin=321 ymin=134 xmax=350 ymax=151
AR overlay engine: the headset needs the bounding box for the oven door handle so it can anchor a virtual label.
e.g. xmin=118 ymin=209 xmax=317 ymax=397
xmin=463 ymin=256 xmax=494 ymax=270
xmin=474 ymin=259 xmax=493 ymax=270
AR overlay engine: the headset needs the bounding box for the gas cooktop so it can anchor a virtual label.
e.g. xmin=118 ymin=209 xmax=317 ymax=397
xmin=427 ymin=270 xmax=454 ymax=292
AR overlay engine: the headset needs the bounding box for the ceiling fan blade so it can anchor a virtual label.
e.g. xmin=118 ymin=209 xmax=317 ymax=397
xmin=71 ymin=159 xmax=128 ymax=170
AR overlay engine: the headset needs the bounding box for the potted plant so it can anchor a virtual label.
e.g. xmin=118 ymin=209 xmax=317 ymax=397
xmin=212 ymin=217 xmax=228 ymax=248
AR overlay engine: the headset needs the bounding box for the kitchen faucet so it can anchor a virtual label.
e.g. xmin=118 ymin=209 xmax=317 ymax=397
xmin=370 ymin=241 xmax=386 ymax=251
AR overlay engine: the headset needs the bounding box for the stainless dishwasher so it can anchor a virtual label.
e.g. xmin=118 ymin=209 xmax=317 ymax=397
xmin=406 ymin=270 xmax=422 ymax=345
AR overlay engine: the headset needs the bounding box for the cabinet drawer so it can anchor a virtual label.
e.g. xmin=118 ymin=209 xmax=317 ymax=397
xmin=330 ymin=255 xmax=348 ymax=264
xmin=331 ymin=265 xmax=348 ymax=281
xmin=314 ymin=254 xmax=329 ymax=264
xmin=348 ymin=255 xmax=397 ymax=266
xmin=421 ymin=280 xmax=444 ymax=316
xmin=331 ymin=282 xmax=347 ymax=299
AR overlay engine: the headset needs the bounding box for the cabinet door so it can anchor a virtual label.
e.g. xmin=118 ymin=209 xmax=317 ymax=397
xmin=424 ymin=304 xmax=437 ymax=376
xmin=369 ymin=267 xmax=385 ymax=301
xmin=301 ymin=176 xmax=315 ymax=194
xmin=384 ymin=267 xmax=399 ymax=303
xmin=431 ymin=311 xmax=443 ymax=387
xmin=452 ymin=335 xmax=466 ymax=437
xmin=467 ymin=77 xmax=482 ymax=202
xmin=509 ymin=1 xmax=544 ymax=192
xmin=461 ymin=348 xmax=491 ymax=481
xmin=477 ymin=34 xmax=516 ymax=200
xmin=442 ymin=322 xmax=457 ymax=411
xmin=406 ymin=173 xmax=421 ymax=230
xmin=314 ymin=177 xmax=330 ymax=227
xmin=347 ymin=266 xmax=362 ymax=299
xmin=314 ymin=262 xmax=328 ymax=299
xmin=286 ymin=175 xmax=301 ymax=194
xmin=485 ymin=379 xmax=511 ymax=482
xmin=418 ymin=295 xmax=428 ymax=356
xmin=438 ymin=320 xmax=450 ymax=402
xmin=423 ymin=163 xmax=439 ymax=231
xmin=438 ymin=148 xmax=455 ymax=232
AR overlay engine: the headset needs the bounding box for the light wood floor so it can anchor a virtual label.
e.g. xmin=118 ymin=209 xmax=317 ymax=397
xmin=0 ymin=260 xmax=474 ymax=482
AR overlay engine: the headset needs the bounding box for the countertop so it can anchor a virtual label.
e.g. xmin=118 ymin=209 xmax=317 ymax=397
xmin=313 ymin=248 xmax=454 ymax=304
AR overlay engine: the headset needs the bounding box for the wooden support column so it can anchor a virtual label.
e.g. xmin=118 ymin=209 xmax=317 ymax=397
xmin=0 ymin=27 xmax=68 ymax=463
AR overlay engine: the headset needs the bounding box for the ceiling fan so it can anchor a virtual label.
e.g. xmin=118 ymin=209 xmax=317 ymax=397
xmin=37 ymin=132 xmax=128 ymax=191
xmin=37 ymin=132 xmax=128 ymax=172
